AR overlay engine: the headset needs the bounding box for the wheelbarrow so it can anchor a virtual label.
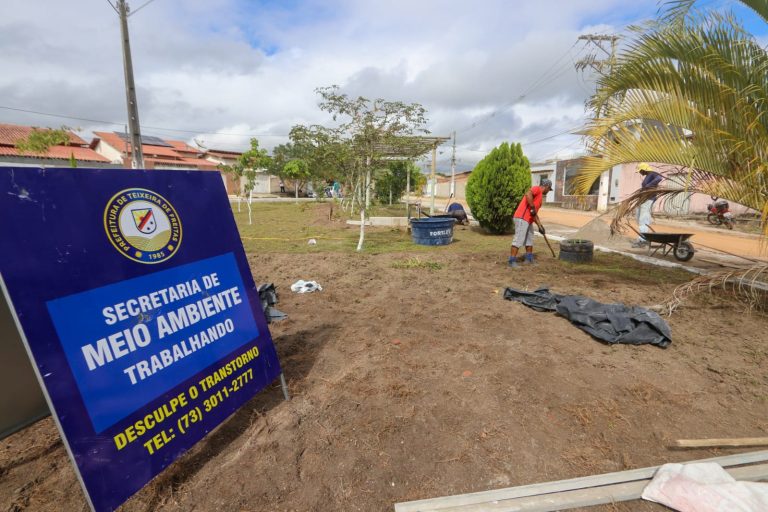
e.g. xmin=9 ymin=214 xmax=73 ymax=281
xmin=640 ymin=232 xmax=695 ymax=261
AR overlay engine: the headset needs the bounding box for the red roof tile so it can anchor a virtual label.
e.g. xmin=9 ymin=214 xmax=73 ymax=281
xmin=206 ymin=149 xmax=243 ymax=157
xmin=92 ymin=131 xmax=134 ymax=154
xmin=166 ymin=139 xmax=203 ymax=155
xmin=144 ymin=157 xmax=218 ymax=170
xmin=0 ymin=145 xmax=111 ymax=162
xmin=0 ymin=123 xmax=87 ymax=146
xmin=94 ymin=132 xmax=215 ymax=163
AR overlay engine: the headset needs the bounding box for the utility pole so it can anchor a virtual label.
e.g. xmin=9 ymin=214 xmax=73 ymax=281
xmin=430 ymin=142 xmax=437 ymax=215
xmin=450 ymin=131 xmax=456 ymax=199
xmin=575 ymin=34 xmax=620 ymax=213
xmin=574 ymin=34 xmax=620 ymax=76
xmin=117 ymin=0 xmax=145 ymax=168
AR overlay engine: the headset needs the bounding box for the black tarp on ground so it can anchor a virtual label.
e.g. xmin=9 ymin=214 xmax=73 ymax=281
xmin=503 ymin=286 xmax=672 ymax=348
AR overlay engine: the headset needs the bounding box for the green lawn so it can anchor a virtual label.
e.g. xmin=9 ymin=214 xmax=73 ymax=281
xmin=231 ymin=201 xmax=508 ymax=254
xmin=229 ymin=202 xmax=695 ymax=286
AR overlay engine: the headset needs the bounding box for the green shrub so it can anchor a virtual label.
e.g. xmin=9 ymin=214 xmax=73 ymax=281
xmin=465 ymin=142 xmax=531 ymax=234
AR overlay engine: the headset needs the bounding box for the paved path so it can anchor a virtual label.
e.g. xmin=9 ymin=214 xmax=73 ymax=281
xmin=415 ymin=196 xmax=765 ymax=262
xmin=539 ymin=207 xmax=766 ymax=262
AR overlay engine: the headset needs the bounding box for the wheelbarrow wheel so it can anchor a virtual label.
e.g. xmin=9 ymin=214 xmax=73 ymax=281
xmin=673 ymin=241 xmax=694 ymax=262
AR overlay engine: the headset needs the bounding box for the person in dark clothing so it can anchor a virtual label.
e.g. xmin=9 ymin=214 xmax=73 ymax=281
xmin=632 ymin=163 xmax=663 ymax=248
xmin=446 ymin=202 xmax=468 ymax=225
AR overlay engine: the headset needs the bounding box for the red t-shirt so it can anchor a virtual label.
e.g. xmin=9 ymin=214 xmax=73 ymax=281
xmin=514 ymin=186 xmax=544 ymax=224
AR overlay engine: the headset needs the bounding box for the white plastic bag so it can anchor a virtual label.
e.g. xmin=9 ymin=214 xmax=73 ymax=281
xmin=290 ymin=280 xmax=323 ymax=293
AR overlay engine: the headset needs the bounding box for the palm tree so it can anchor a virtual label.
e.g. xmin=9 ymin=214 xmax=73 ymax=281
xmin=576 ymin=2 xmax=768 ymax=238
xmin=575 ymin=1 xmax=768 ymax=308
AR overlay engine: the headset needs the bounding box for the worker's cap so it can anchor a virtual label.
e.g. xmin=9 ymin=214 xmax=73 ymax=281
xmin=540 ymin=179 xmax=553 ymax=189
xmin=636 ymin=162 xmax=652 ymax=173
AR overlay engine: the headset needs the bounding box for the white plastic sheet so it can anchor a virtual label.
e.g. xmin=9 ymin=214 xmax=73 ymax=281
xmin=642 ymin=462 xmax=768 ymax=512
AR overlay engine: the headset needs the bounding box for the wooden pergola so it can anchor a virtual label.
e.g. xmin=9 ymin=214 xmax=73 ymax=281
xmin=372 ymin=135 xmax=451 ymax=214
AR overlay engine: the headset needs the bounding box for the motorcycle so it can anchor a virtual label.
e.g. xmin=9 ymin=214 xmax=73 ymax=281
xmin=706 ymin=197 xmax=734 ymax=229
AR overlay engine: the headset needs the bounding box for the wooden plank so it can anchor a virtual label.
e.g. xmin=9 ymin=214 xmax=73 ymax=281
xmin=675 ymin=437 xmax=768 ymax=449
xmin=394 ymin=450 xmax=768 ymax=512
xmin=435 ymin=463 xmax=768 ymax=512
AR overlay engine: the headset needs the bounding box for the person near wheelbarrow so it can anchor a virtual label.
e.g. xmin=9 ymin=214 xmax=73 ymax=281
xmin=509 ymin=179 xmax=552 ymax=267
xmin=631 ymin=163 xmax=664 ymax=248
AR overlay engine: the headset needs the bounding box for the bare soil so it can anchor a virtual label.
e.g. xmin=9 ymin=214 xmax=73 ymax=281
xmin=3 ymin=226 xmax=768 ymax=511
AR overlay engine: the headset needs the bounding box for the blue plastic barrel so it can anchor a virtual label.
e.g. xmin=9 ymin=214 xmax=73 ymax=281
xmin=410 ymin=217 xmax=456 ymax=246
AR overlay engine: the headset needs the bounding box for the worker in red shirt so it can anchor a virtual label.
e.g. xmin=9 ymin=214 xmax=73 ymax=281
xmin=509 ymin=179 xmax=552 ymax=267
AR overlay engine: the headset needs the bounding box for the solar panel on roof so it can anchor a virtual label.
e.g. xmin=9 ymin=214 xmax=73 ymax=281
xmin=114 ymin=132 xmax=172 ymax=147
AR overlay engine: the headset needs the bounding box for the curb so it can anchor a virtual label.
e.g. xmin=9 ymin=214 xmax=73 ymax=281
xmin=537 ymin=233 xmax=706 ymax=275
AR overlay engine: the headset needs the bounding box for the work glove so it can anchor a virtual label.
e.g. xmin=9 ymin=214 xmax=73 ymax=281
xmin=529 ymin=207 xmax=536 ymax=217
xmin=538 ymin=226 xmax=546 ymax=235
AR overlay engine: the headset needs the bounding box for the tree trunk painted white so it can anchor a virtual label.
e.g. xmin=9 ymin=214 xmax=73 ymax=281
xmin=350 ymin=178 xmax=360 ymax=213
xmin=356 ymin=208 xmax=365 ymax=251
xmin=364 ymin=155 xmax=372 ymax=209
xmin=295 ymin=180 xmax=299 ymax=199
xmin=247 ymin=199 xmax=252 ymax=225
xmin=237 ymin=195 xmax=241 ymax=212
xmin=365 ymin=167 xmax=371 ymax=209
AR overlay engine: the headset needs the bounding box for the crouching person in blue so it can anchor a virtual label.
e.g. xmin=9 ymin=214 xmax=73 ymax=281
xmin=446 ymin=202 xmax=469 ymax=225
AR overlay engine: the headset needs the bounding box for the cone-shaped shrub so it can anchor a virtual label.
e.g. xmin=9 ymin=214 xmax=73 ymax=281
xmin=465 ymin=142 xmax=531 ymax=234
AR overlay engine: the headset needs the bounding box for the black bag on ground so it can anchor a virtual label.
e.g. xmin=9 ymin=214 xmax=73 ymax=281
xmin=503 ymin=286 xmax=671 ymax=348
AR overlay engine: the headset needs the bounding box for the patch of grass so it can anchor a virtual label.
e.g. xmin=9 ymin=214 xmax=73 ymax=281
xmin=369 ymin=204 xmax=409 ymax=217
xmin=233 ymin=202 xmax=510 ymax=255
xmin=232 ymin=202 xmax=702 ymax=288
xmin=558 ymin=252 xmax=692 ymax=286
xmin=392 ymin=257 xmax=443 ymax=270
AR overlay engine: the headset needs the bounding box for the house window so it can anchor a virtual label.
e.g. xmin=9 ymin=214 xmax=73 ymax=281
xmin=563 ymin=163 xmax=598 ymax=196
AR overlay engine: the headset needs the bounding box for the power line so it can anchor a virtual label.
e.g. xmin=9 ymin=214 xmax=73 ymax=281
xmin=455 ymin=41 xmax=579 ymax=135
xmin=520 ymin=125 xmax=583 ymax=145
xmin=128 ymin=0 xmax=156 ymax=17
xmin=575 ymin=34 xmax=620 ymax=76
xmin=454 ymin=62 xmax=575 ymax=135
xmin=454 ymin=123 xmax=584 ymax=156
xmin=539 ymin=138 xmax=584 ymax=161
xmin=0 ymin=105 xmax=287 ymax=138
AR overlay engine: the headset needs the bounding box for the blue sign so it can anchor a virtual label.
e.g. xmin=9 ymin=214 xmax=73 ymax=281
xmin=0 ymin=168 xmax=283 ymax=512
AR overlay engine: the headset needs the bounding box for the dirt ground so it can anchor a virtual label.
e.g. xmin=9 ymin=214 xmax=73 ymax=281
xmin=3 ymin=210 xmax=768 ymax=512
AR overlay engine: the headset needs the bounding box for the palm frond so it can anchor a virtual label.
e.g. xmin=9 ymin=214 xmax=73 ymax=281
xmin=576 ymin=11 xmax=768 ymax=238
xmin=656 ymin=263 xmax=768 ymax=314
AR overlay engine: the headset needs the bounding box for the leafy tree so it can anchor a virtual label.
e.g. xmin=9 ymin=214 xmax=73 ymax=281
xmin=15 ymin=126 xmax=78 ymax=167
xmin=270 ymin=126 xmax=335 ymax=197
xmin=15 ymin=126 xmax=71 ymax=154
xmin=282 ymin=159 xmax=312 ymax=199
xmin=410 ymin=169 xmax=427 ymax=196
xmin=465 ymin=142 xmax=531 ymax=234
xmin=374 ymin=160 xmax=420 ymax=204
xmin=219 ymin=138 xmax=271 ymax=224
xmin=314 ymin=85 xmax=429 ymax=250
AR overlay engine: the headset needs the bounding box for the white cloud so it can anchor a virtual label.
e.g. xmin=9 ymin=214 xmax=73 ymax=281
xmin=0 ymin=0 xmax=661 ymax=165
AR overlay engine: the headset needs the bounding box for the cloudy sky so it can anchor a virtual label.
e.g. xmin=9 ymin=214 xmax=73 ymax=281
xmin=0 ymin=0 xmax=764 ymax=171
